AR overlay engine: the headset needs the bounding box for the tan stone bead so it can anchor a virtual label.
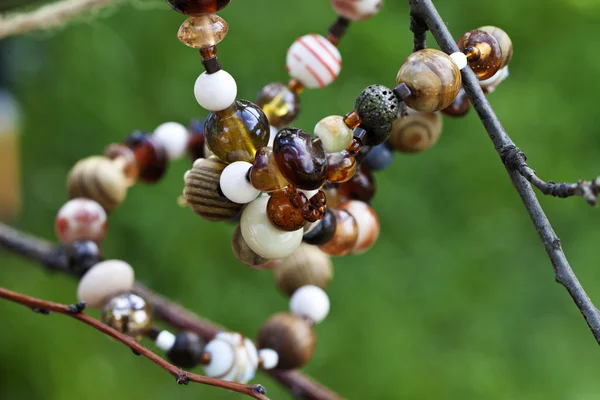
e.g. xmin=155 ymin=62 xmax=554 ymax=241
xmin=389 ymin=108 xmax=443 ymax=153
xmin=274 ymin=243 xmax=333 ymax=296
xmin=257 ymin=313 xmax=315 ymax=370
xmin=318 ymin=208 xmax=358 ymax=256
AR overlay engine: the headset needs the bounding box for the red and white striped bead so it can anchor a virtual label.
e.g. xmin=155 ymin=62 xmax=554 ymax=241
xmin=55 ymin=198 xmax=108 ymax=244
xmin=331 ymin=0 xmax=383 ymax=21
xmin=286 ymin=34 xmax=342 ymax=89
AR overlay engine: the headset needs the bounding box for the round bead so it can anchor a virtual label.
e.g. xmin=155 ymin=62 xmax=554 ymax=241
xmin=449 ymin=51 xmax=468 ymax=70
xmin=187 ymin=118 xmax=206 ymax=162
xmin=77 ymin=260 xmax=134 ymax=308
xmin=273 ymin=128 xmax=327 ymax=190
xmin=249 ymin=147 xmax=289 ymax=193
xmin=355 ymin=85 xmax=400 ymax=146
xmin=156 ymin=330 xmax=177 ymax=352
xmin=362 ymin=142 xmax=395 ymax=171
xmin=153 ymin=122 xmax=189 ymax=160
xmin=331 ymin=0 xmax=383 ymax=20
xmin=337 ymin=166 xmax=375 ymax=203
xmin=389 ymin=108 xmax=443 ymax=153
xmin=267 ymin=189 xmax=307 ymax=232
xmin=478 ymin=26 xmax=513 ymax=69
xmin=257 ymin=313 xmax=315 ymax=370
xmin=166 ymin=0 xmax=230 ymax=16
xmin=441 ymin=88 xmax=470 ymax=117
xmin=290 ymin=285 xmax=330 ymax=324
xmin=205 ymin=100 xmax=270 ymax=164
xmin=338 ymin=200 xmax=379 ymax=254
xmin=457 ymin=30 xmax=502 ymax=80
xmin=259 ymin=348 xmax=279 ymax=370
xmin=64 ymin=240 xmax=102 ymax=277
xmin=241 ymin=196 xmax=303 ymax=259
xmin=256 ymin=82 xmax=300 ymax=128
xmin=319 ymin=208 xmax=358 ymax=256
xmin=178 ymin=14 xmax=229 ymax=49
xmin=274 ymin=243 xmax=333 ymax=296
xmin=194 ymin=70 xmax=237 ymax=112
xmin=104 ymin=144 xmax=139 ymax=186
xmin=184 ymin=157 xmax=244 ymax=222
xmin=231 ymin=225 xmax=270 ymax=267
xmin=67 ymin=156 xmax=128 ymax=212
xmin=302 ymin=208 xmax=337 ymax=245
xmin=204 ymin=332 xmax=258 ymax=383
xmin=396 ymin=49 xmax=462 ymax=112
xmin=101 ymin=293 xmax=152 ymax=339
xmin=166 ymin=331 xmax=206 ymax=368
xmin=55 ymin=198 xmax=107 ymax=244
xmin=314 ymin=116 xmax=354 ymax=153
xmin=220 ymin=161 xmax=259 ymax=204
xmin=480 ymin=66 xmax=509 ymax=93
xmin=124 ymin=132 xmax=168 ymax=183
xmin=286 ymin=34 xmax=342 ymax=89
xmin=326 ymin=151 xmax=357 ymax=183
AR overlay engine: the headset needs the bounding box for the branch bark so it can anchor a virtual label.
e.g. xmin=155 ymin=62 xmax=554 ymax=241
xmin=408 ymin=0 xmax=600 ymax=343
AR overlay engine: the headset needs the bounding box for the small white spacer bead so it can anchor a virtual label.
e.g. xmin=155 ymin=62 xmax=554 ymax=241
xmin=156 ymin=330 xmax=177 ymax=352
xmin=194 ymin=70 xmax=237 ymax=112
xmin=258 ymin=348 xmax=279 ymax=370
xmin=153 ymin=122 xmax=189 ymax=160
xmin=289 ymin=285 xmax=330 ymax=324
xmin=220 ymin=161 xmax=260 ymax=204
xmin=204 ymin=338 xmax=235 ymax=378
xmin=449 ymin=51 xmax=468 ymax=70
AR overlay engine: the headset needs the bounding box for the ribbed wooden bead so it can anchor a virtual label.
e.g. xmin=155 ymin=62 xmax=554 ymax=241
xmin=257 ymin=313 xmax=316 ymax=370
xmin=389 ymin=108 xmax=443 ymax=153
xmin=274 ymin=243 xmax=333 ymax=296
xmin=232 ymin=225 xmax=270 ymax=267
xmin=184 ymin=157 xmax=244 ymax=222
xmin=67 ymin=156 xmax=128 ymax=212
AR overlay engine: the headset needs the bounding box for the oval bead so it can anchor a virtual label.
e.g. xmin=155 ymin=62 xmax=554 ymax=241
xmin=478 ymin=26 xmax=513 ymax=69
xmin=166 ymin=0 xmax=230 ymax=16
xmin=396 ymin=49 xmax=462 ymax=112
xmin=205 ymin=100 xmax=270 ymax=164
xmin=77 ymin=260 xmax=134 ymax=308
xmin=124 ymin=132 xmax=168 ymax=183
xmin=302 ymin=208 xmax=337 ymax=245
xmin=274 ymin=243 xmax=333 ymax=296
xmin=256 ymin=82 xmax=300 ymax=128
xmin=267 ymin=189 xmax=307 ymax=232
xmin=337 ymin=166 xmax=375 ymax=203
xmin=338 ymin=200 xmax=379 ymax=254
xmin=318 ymin=208 xmax=358 ymax=256
xmin=249 ymin=147 xmax=289 ymax=192
xmin=286 ymin=34 xmax=342 ymax=89
xmin=273 ymin=128 xmax=327 ymax=190
xmin=257 ymin=313 xmax=315 ymax=370
xmin=457 ymin=30 xmax=502 ymax=80
xmin=101 ymin=293 xmax=152 ymax=339
xmin=55 ymin=198 xmax=107 ymax=244
xmin=240 ymin=196 xmax=303 ymax=259
xmin=314 ymin=116 xmax=354 ymax=153
xmin=178 ymin=14 xmax=229 ymax=49
xmin=330 ymin=0 xmax=383 ymax=20
xmin=389 ymin=108 xmax=443 ymax=153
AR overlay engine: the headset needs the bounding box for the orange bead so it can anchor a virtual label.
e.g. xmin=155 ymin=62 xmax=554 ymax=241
xmin=326 ymin=151 xmax=357 ymax=183
xmin=457 ymin=30 xmax=502 ymax=80
xmin=319 ymin=208 xmax=358 ymax=256
xmin=267 ymin=189 xmax=307 ymax=232
xmin=343 ymin=111 xmax=362 ymax=129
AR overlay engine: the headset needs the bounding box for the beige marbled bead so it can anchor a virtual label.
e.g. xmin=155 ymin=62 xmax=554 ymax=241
xmin=338 ymin=200 xmax=379 ymax=254
xmin=314 ymin=116 xmax=354 ymax=153
xmin=77 ymin=260 xmax=134 ymax=308
xmin=274 ymin=243 xmax=333 ymax=296
xmin=389 ymin=108 xmax=443 ymax=153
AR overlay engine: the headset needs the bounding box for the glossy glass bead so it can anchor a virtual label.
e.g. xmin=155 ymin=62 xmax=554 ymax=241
xmin=187 ymin=118 xmax=206 ymax=162
xmin=104 ymin=144 xmax=139 ymax=187
xmin=396 ymin=49 xmax=462 ymax=112
xmin=232 ymin=225 xmax=269 ymax=267
xmin=257 ymin=313 xmax=315 ymax=370
xmin=389 ymin=108 xmax=443 ymax=153
xmin=65 ymin=240 xmax=102 ymax=277
xmin=458 ymin=30 xmax=502 ymax=80
xmin=362 ymin=142 xmax=394 ymax=171
xmin=249 ymin=147 xmax=289 ymax=192
xmin=441 ymin=87 xmax=470 ymax=117
xmin=166 ymin=0 xmax=230 ymax=16
xmin=273 ymin=128 xmax=327 ymax=190
xmin=55 ymin=198 xmax=107 ymax=244
xmin=338 ymin=200 xmax=379 ymax=254
xmin=326 ymin=151 xmax=356 ymax=183
xmin=314 ymin=116 xmax=354 ymax=153
xmin=205 ymin=100 xmax=270 ymax=164
xmin=330 ymin=0 xmax=383 ymax=20
xmin=124 ymin=132 xmax=168 ymax=184
xmin=478 ymin=26 xmax=513 ymax=69
xmin=166 ymin=331 xmax=206 ymax=369
xmin=303 ymin=207 xmax=337 ymax=245
xmin=200 ymin=45 xmax=217 ymax=59
xmin=319 ymin=208 xmax=358 ymax=256
xmin=286 ymin=34 xmax=342 ymax=89
xmin=101 ymin=293 xmax=152 ymax=340
xmin=355 ymin=85 xmax=400 ymax=146
xmin=256 ymin=82 xmax=300 ymax=128
xmin=267 ymin=189 xmax=307 ymax=232
xmin=337 ymin=166 xmax=375 ymax=203
xmin=343 ymin=110 xmax=362 ymax=129
xmin=178 ymin=15 xmax=229 ymax=49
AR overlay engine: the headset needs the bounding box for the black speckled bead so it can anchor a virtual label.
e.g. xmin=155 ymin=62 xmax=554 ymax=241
xmin=355 ymin=85 xmax=400 ymax=146
xmin=303 ymin=208 xmax=337 ymax=245
xmin=166 ymin=331 xmax=206 ymax=368
xmin=363 ymin=142 xmax=395 ymax=172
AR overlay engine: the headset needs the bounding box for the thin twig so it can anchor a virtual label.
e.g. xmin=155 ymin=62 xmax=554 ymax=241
xmin=0 ymin=287 xmax=269 ymax=400
xmin=408 ymin=0 xmax=600 ymax=343
xmin=0 ymin=0 xmax=117 ymax=40
xmin=0 ymin=223 xmax=344 ymax=400
xmin=409 ymin=11 xmax=427 ymax=52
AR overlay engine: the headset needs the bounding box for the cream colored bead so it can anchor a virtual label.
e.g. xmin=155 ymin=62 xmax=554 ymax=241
xmin=153 ymin=122 xmax=189 ymax=160
xmin=314 ymin=116 xmax=354 ymax=153
xmin=289 ymin=285 xmax=330 ymax=324
xmin=77 ymin=260 xmax=134 ymax=308
xmin=259 ymin=348 xmax=279 ymax=370
xmin=220 ymin=161 xmax=259 ymax=204
xmin=240 ymin=196 xmax=303 ymax=259
xmin=204 ymin=332 xmax=258 ymax=383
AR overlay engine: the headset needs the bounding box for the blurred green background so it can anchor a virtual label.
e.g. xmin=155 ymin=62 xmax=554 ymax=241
xmin=1 ymin=0 xmax=600 ymax=398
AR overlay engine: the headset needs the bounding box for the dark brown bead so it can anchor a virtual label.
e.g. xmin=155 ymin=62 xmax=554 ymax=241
xmin=441 ymin=88 xmax=470 ymax=117
xmin=256 ymin=82 xmax=300 ymax=128
xmin=124 ymin=132 xmax=168 ymax=184
xmin=232 ymin=225 xmax=270 ymax=266
xmin=166 ymin=0 xmax=230 ymax=16
xmin=319 ymin=208 xmax=358 ymax=256
xmin=267 ymin=189 xmax=307 ymax=232
xmin=166 ymin=331 xmax=206 ymax=369
xmin=457 ymin=30 xmax=502 ymax=80
xmin=338 ymin=166 xmax=375 ymax=203
xmin=104 ymin=144 xmax=139 ymax=186
xmin=257 ymin=312 xmax=316 ymax=370
xmin=303 ymin=208 xmax=337 ymax=245
xmin=187 ymin=119 xmax=206 ymax=162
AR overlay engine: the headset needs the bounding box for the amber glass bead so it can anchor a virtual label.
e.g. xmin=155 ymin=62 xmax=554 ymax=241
xmin=124 ymin=132 xmax=168 ymax=183
xmin=303 ymin=208 xmax=337 ymax=245
xmin=200 ymin=46 xmax=217 ymax=59
xmin=273 ymin=128 xmax=327 ymax=190
xmin=204 ymin=100 xmax=270 ymax=164
xmin=267 ymin=189 xmax=307 ymax=232
xmin=441 ymin=88 xmax=470 ymax=117
xmin=458 ymin=30 xmax=502 ymax=80
xmin=343 ymin=111 xmax=362 ymax=129
xmin=396 ymin=49 xmax=462 ymax=113
xmin=326 ymin=151 xmax=357 ymax=183
xmin=338 ymin=166 xmax=375 ymax=203
xmin=478 ymin=26 xmax=513 ymax=69
xmin=166 ymin=0 xmax=230 ymax=16
xmin=249 ymin=147 xmax=288 ymax=192
xmin=178 ymin=15 xmax=228 ymax=49
xmin=187 ymin=119 xmax=206 ymax=162
xmin=287 ymin=79 xmax=304 ymax=95
xmin=104 ymin=143 xmax=139 ymax=187
xmin=389 ymin=108 xmax=443 ymax=154
xmin=256 ymin=82 xmax=300 ymax=128
xmin=319 ymin=208 xmax=358 ymax=256
xmin=321 ymin=183 xmax=341 ymax=208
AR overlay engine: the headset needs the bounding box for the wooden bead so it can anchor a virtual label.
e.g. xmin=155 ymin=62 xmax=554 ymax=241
xmin=232 ymin=225 xmax=269 ymax=267
xmin=67 ymin=156 xmax=128 ymax=212
xmin=337 ymin=166 xmax=375 ymax=203
xmin=257 ymin=313 xmax=315 ymax=370
xmin=441 ymin=87 xmax=470 ymax=117
xmin=178 ymin=15 xmax=229 ymax=49
xmin=338 ymin=200 xmax=379 ymax=254
xmin=101 ymin=293 xmax=152 ymax=340
xmin=478 ymin=26 xmax=513 ymax=69
xmin=389 ymin=108 xmax=443 ymax=153
xmin=184 ymin=157 xmax=244 ymax=222
xmin=326 ymin=151 xmax=357 ymax=183
xmin=104 ymin=143 xmax=139 ymax=186
xmin=319 ymin=208 xmax=358 ymax=256
xmin=267 ymin=189 xmax=307 ymax=232
xmin=396 ymin=49 xmax=462 ymax=113
xmin=274 ymin=243 xmax=333 ymax=296
xmin=256 ymin=82 xmax=300 ymax=128
xmin=166 ymin=0 xmax=230 ymax=16
xmin=457 ymin=30 xmax=502 ymax=80
xmin=249 ymin=147 xmax=289 ymax=192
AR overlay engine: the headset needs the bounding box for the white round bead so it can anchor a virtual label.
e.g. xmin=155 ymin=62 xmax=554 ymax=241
xmin=204 ymin=337 xmax=235 ymax=378
xmin=314 ymin=115 xmax=354 ymax=153
xmin=194 ymin=70 xmax=237 ymax=112
xmin=331 ymin=0 xmax=383 ymax=20
xmin=220 ymin=161 xmax=260 ymax=204
xmin=240 ymin=196 xmax=303 ymax=259
xmin=77 ymin=260 xmax=134 ymax=308
xmin=153 ymin=122 xmax=189 ymax=160
xmin=449 ymin=52 xmax=468 ymax=70
xmin=480 ymin=66 xmax=509 ymax=93
xmin=55 ymin=198 xmax=107 ymax=244
xmin=258 ymin=348 xmax=279 ymax=370
xmin=289 ymin=285 xmax=330 ymax=324
xmin=156 ymin=330 xmax=177 ymax=352
xmin=286 ymin=34 xmax=342 ymax=89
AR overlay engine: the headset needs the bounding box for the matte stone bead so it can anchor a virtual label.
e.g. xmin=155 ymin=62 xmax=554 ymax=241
xmin=362 ymin=142 xmax=394 ymax=172
xmin=337 ymin=166 xmax=375 ymax=203
xmin=389 ymin=108 xmax=443 ymax=153
xmin=101 ymin=293 xmax=152 ymax=340
xmin=257 ymin=313 xmax=315 ymax=370
xmin=55 ymin=198 xmax=107 ymax=244
xmin=194 ymin=70 xmax=237 ymax=112
xmin=318 ymin=208 xmax=358 ymax=256
xmin=338 ymin=200 xmax=379 ymax=254
xmin=458 ymin=30 xmax=502 ymax=80
xmin=256 ymin=82 xmax=300 ymax=128
xmin=290 ymin=285 xmax=330 ymax=324
xmin=178 ymin=15 xmax=229 ymax=49
xmin=302 ymin=208 xmax=336 ymax=245
xmin=231 ymin=225 xmax=270 ymax=267
xmin=153 ymin=122 xmax=189 ymax=161
xmin=77 ymin=260 xmax=134 ymax=308
xmin=124 ymin=132 xmax=168 ymax=183
xmin=65 ymin=240 xmax=103 ymax=277
xmin=355 ymin=85 xmax=400 ymax=146
xmin=249 ymin=147 xmax=289 ymax=193
xmin=166 ymin=331 xmax=206 ymax=369
xmin=274 ymin=243 xmax=333 ymax=296
xmin=166 ymin=0 xmax=231 ymax=16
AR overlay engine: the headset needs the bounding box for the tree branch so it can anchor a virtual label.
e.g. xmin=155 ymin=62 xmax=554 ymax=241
xmin=0 ymin=223 xmax=344 ymax=400
xmin=409 ymin=0 xmax=600 ymax=343
xmin=0 ymin=287 xmax=269 ymax=400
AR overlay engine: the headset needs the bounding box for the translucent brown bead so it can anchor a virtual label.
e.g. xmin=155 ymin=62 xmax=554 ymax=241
xmin=441 ymin=87 xmax=470 ymax=117
xmin=267 ymin=189 xmax=307 ymax=232
xmin=319 ymin=208 xmax=358 ymax=256
xmin=166 ymin=0 xmax=230 ymax=16
xmin=257 ymin=312 xmax=316 ymax=370
xmin=200 ymin=45 xmax=217 ymax=59
xmin=326 ymin=151 xmax=357 ymax=183
xmin=231 ymin=225 xmax=270 ymax=266
xmin=187 ymin=119 xmax=206 ymax=162
xmin=124 ymin=132 xmax=168 ymax=183
xmin=337 ymin=166 xmax=375 ymax=203
xmin=287 ymin=79 xmax=304 ymax=95
xmin=396 ymin=49 xmax=462 ymax=113
xmin=249 ymin=147 xmax=289 ymax=192
xmin=478 ymin=26 xmax=513 ymax=69
xmin=274 ymin=243 xmax=333 ymax=296
xmin=104 ymin=143 xmax=139 ymax=187
xmin=256 ymin=82 xmax=300 ymax=127
xmin=178 ymin=15 xmax=229 ymax=49
xmin=343 ymin=110 xmax=362 ymax=129
xmin=184 ymin=157 xmax=244 ymax=221
xmin=457 ymin=30 xmax=502 ymax=80
xmin=389 ymin=108 xmax=443 ymax=154
xmin=321 ymin=184 xmax=342 ymax=208
xmin=338 ymin=200 xmax=380 ymax=254
xmin=101 ymin=293 xmax=152 ymax=340
xmin=205 ymin=100 xmax=270 ymax=164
